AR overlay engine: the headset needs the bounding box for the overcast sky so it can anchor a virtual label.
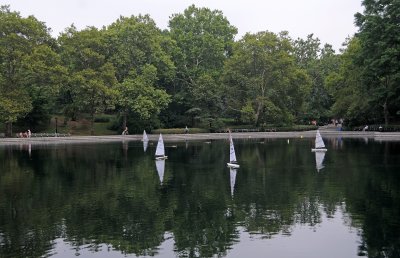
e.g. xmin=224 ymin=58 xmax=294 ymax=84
xmin=4 ymin=0 xmax=363 ymax=51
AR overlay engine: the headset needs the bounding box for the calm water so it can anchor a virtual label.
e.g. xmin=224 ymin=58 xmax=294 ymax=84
xmin=0 ymin=137 xmax=400 ymax=258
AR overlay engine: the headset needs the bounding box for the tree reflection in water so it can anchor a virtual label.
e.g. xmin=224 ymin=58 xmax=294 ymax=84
xmin=0 ymin=138 xmax=399 ymax=257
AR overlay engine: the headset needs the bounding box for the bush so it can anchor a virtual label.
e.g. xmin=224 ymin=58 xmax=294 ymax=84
xmin=94 ymin=115 xmax=111 ymax=123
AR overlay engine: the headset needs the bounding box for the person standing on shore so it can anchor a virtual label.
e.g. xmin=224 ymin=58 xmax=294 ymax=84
xmin=27 ymin=129 xmax=31 ymax=138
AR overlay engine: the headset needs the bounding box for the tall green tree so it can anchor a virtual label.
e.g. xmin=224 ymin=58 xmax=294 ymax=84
xmin=326 ymin=37 xmax=368 ymax=126
xmin=105 ymin=15 xmax=175 ymax=129
xmin=224 ymin=31 xmax=310 ymax=126
xmin=116 ymin=64 xmax=171 ymax=131
xmin=167 ymin=5 xmax=237 ymax=125
xmin=0 ymin=6 xmax=56 ymax=136
xmin=58 ymin=26 xmax=117 ymax=135
xmin=20 ymin=45 xmax=67 ymax=128
xmin=105 ymin=15 xmax=175 ymax=84
xmin=355 ymin=0 xmax=400 ymax=125
xmin=293 ymin=34 xmax=339 ymax=123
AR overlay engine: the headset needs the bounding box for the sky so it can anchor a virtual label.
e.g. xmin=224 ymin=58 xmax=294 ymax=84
xmin=3 ymin=0 xmax=363 ymax=51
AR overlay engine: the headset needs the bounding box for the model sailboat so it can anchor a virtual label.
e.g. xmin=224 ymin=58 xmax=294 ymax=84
xmin=227 ymin=134 xmax=239 ymax=168
xmin=155 ymin=134 xmax=168 ymax=160
xmin=311 ymin=130 xmax=327 ymax=152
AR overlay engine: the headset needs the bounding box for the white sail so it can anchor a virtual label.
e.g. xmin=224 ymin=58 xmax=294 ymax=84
xmin=315 ymin=130 xmax=326 ymax=149
xmin=155 ymin=159 xmax=165 ymax=184
xmin=143 ymin=130 xmax=149 ymax=142
xmin=143 ymin=140 xmax=148 ymax=152
xmin=315 ymin=151 xmax=326 ymax=172
xmin=230 ymin=168 xmax=237 ymax=197
xmin=229 ymin=134 xmax=237 ymax=163
xmin=227 ymin=133 xmax=239 ymax=168
xmin=155 ymin=134 xmax=165 ymax=157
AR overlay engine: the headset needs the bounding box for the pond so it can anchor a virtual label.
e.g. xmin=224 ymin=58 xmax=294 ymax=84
xmin=0 ymin=136 xmax=399 ymax=258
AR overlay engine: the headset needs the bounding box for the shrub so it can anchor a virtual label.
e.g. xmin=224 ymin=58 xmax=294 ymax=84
xmin=94 ymin=115 xmax=111 ymax=123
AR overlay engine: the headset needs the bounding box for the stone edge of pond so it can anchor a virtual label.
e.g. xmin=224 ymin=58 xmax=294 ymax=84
xmin=1 ymin=131 xmax=400 ymax=146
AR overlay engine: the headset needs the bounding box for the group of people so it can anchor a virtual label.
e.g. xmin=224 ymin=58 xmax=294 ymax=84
xmin=17 ymin=129 xmax=31 ymax=138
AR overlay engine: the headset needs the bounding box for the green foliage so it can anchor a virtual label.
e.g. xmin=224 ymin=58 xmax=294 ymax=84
xmin=58 ymin=26 xmax=117 ymax=134
xmin=116 ymin=64 xmax=171 ymax=120
xmin=20 ymin=45 xmax=68 ymax=127
xmin=94 ymin=114 xmax=111 ymax=123
xmin=224 ymin=31 xmax=311 ymax=126
xmin=240 ymin=102 xmax=255 ymax=124
xmin=104 ymin=15 xmax=175 ymax=129
xmin=354 ymin=0 xmax=400 ymax=125
xmin=105 ymin=14 xmax=175 ymax=83
xmin=326 ymin=37 xmax=369 ymax=125
xmin=0 ymin=89 xmax=32 ymax=123
xmin=167 ymin=5 xmax=237 ymax=124
xmin=293 ymin=34 xmax=339 ymax=122
xmin=2 ymin=4 xmax=384 ymax=134
xmin=0 ymin=6 xmax=56 ymax=135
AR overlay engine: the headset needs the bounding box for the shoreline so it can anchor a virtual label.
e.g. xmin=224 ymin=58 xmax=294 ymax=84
xmin=1 ymin=130 xmax=400 ymax=146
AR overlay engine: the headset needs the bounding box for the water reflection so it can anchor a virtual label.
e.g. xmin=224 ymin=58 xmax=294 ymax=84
xmin=229 ymin=168 xmax=237 ymax=197
xmin=155 ymin=159 xmax=165 ymax=184
xmin=0 ymin=139 xmax=399 ymax=257
xmin=315 ymin=151 xmax=326 ymax=172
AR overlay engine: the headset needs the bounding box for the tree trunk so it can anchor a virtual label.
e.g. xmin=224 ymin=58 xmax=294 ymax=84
xmin=254 ymin=101 xmax=263 ymax=126
xmin=383 ymin=99 xmax=389 ymax=126
xmin=122 ymin=112 xmax=127 ymax=130
xmin=90 ymin=112 xmax=95 ymax=136
xmin=5 ymin=122 xmax=13 ymax=137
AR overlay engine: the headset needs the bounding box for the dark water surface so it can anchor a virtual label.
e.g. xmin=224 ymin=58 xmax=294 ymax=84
xmin=0 ymin=137 xmax=399 ymax=258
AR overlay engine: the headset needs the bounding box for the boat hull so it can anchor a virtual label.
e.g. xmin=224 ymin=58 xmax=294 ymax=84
xmin=311 ymin=148 xmax=327 ymax=152
xmin=227 ymin=162 xmax=240 ymax=168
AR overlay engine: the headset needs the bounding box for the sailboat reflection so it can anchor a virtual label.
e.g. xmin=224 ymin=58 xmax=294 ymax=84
xmin=143 ymin=130 xmax=149 ymax=152
xmin=155 ymin=159 xmax=165 ymax=184
xmin=230 ymin=167 xmax=237 ymax=197
xmin=315 ymin=151 xmax=326 ymax=172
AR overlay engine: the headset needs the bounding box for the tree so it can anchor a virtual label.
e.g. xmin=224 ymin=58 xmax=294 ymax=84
xmin=72 ymin=63 xmax=117 ymax=135
xmin=20 ymin=45 xmax=68 ymax=128
xmin=105 ymin=15 xmax=175 ymax=84
xmin=326 ymin=37 xmax=370 ymax=126
xmin=167 ymin=5 xmax=237 ymax=125
xmin=58 ymin=26 xmax=117 ymax=135
xmin=116 ymin=64 xmax=171 ymax=131
xmin=355 ymin=0 xmax=400 ymax=125
xmin=293 ymin=34 xmax=339 ymax=123
xmin=224 ymin=31 xmax=310 ymax=126
xmin=105 ymin=15 xmax=175 ymax=129
xmin=0 ymin=5 xmax=55 ymax=136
